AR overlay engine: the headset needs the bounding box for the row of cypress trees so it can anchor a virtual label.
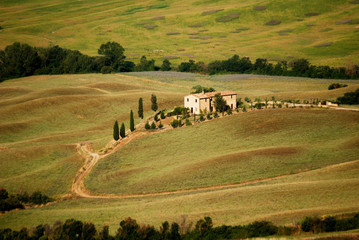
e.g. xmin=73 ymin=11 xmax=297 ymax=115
xmin=113 ymin=95 xmax=157 ymax=141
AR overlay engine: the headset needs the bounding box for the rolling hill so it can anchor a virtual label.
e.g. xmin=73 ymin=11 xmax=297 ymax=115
xmin=0 ymin=0 xmax=358 ymax=66
xmin=0 ymin=72 xmax=359 ymax=233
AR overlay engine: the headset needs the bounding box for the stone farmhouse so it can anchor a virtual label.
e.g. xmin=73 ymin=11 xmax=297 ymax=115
xmin=184 ymin=91 xmax=237 ymax=114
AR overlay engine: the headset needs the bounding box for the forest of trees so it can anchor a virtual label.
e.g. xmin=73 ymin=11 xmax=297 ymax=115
xmin=1 ymin=214 xmax=358 ymax=240
xmin=1 ymin=42 xmax=359 ymax=82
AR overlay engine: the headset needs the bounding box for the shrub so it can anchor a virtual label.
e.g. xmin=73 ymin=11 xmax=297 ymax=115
xmin=30 ymin=191 xmax=52 ymax=205
xmin=150 ymin=122 xmax=156 ymax=130
xmin=199 ymin=114 xmax=205 ymax=121
xmin=160 ymin=111 xmax=166 ymax=119
xmin=0 ymin=189 xmax=8 ymax=200
xmin=242 ymin=105 xmax=247 ymax=112
xmin=171 ymin=119 xmax=179 ymax=128
xmin=328 ymin=82 xmax=348 ymax=90
xmin=101 ymin=66 xmax=113 ymax=74
xmin=158 ymin=121 xmax=163 ymax=128
xmin=321 ymin=215 xmax=336 ymax=232
xmin=185 ymin=119 xmax=192 ymax=126
xmin=254 ymin=103 xmax=264 ymax=109
xmin=301 ymin=216 xmax=321 ymax=233
xmin=154 ymin=114 xmax=159 ymax=122
xmin=337 ymin=88 xmax=359 ymax=104
xmin=206 ymin=113 xmax=212 ymax=120
xmin=214 ymin=112 xmax=219 ymax=118
xmin=145 ymin=122 xmax=150 ymax=130
xmin=246 ymin=221 xmax=278 ymax=237
xmin=226 ymin=108 xmax=232 ymax=115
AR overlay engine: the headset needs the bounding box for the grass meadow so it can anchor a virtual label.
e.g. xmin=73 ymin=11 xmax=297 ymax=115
xmin=0 ymin=0 xmax=358 ymax=66
xmin=1 ymin=158 xmax=358 ymax=234
xmin=0 ymin=72 xmax=358 ymax=232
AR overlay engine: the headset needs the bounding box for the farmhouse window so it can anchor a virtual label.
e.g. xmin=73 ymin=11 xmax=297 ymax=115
xmin=195 ymin=99 xmax=197 ymax=103
xmin=187 ymin=98 xmax=189 ymax=102
xmin=231 ymin=95 xmax=233 ymax=99
xmin=205 ymin=99 xmax=207 ymax=102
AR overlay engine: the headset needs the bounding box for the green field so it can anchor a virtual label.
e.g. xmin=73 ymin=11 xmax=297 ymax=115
xmin=0 ymin=72 xmax=359 ymax=232
xmin=1 ymin=156 xmax=359 ymax=234
xmin=0 ymin=0 xmax=358 ymax=66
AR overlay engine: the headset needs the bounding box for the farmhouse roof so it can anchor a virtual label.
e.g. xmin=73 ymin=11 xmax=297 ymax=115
xmin=192 ymin=90 xmax=237 ymax=99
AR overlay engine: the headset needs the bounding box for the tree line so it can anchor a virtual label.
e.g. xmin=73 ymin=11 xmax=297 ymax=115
xmin=0 ymin=188 xmax=53 ymax=213
xmin=1 ymin=42 xmax=359 ymax=82
xmin=1 ymin=214 xmax=358 ymax=240
xmin=178 ymin=56 xmax=359 ymax=79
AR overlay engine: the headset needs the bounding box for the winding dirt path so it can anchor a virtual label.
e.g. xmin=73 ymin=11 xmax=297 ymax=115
xmin=70 ymin=107 xmax=359 ymax=199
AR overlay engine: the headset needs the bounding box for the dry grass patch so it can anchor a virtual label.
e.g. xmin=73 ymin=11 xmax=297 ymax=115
xmin=305 ymin=12 xmax=320 ymax=17
xmin=0 ymin=87 xmax=32 ymax=98
xmin=84 ymin=83 xmax=138 ymax=91
xmin=151 ymin=16 xmax=165 ymax=20
xmin=163 ymin=56 xmax=179 ymax=59
xmin=201 ymin=9 xmax=224 ymax=16
xmin=266 ymin=20 xmax=281 ymax=25
xmin=215 ymin=12 xmax=240 ymax=22
xmin=315 ymin=42 xmax=333 ymax=47
xmin=166 ymin=32 xmax=180 ymax=35
xmin=320 ymin=28 xmax=333 ymax=32
xmin=336 ymin=19 xmax=352 ymax=24
xmin=277 ymin=29 xmax=292 ymax=35
xmin=199 ymin=36 xmax=212 ymax=39
xmin=188 ymin=23 xmax=206 ymax=28
xmin=253 ymin=6 xmax=267 ymax=11
xmin=144 ymin=24 xmax=158 ymax=29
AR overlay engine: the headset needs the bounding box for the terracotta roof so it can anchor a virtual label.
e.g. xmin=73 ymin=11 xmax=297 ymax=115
xmin=193 ymin=90 xmax=237 ymax=99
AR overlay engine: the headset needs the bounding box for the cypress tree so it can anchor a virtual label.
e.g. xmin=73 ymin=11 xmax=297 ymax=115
xmin=113 ymin=121 xmax=119 ymax=141
xmin=138 ymin=98 xmax=143 ymax=119
xmin=120 ymin=123 xmax=125 ymax=138
xmin=130 ymin=110 xmax=135 ymax=132
xmin=151 ymin=94 xmax=158 ymax=112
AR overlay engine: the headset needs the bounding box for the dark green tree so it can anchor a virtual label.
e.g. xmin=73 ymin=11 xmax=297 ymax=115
xmin=160 ymin=111 xmax=165 ymax=119
xmin=145 ymin=122 xmax=150 ymax=130
xmin=136 ymin=56 xmax=155 ymax=71
xmin=138 ymin=98 xmax=143 ymax=119
xmin=151 ymin=94 xmax=158 ymax=112
xmin=130 ymin=110 xmax=135 ymax=132
xmin=150 ymin=122 xmax=156 ymax=129
xmin=113 ymin=121 xmax=119 ymax=141
xmin=161 ymin=59 xmax=171 ymax=71
xmin=120 ymin=123 xmax=125 ymax=138
xmin=98 ymin=41 xmax=125 ymax=69
xmin=213 ymin=93 xmax=227 ymax=116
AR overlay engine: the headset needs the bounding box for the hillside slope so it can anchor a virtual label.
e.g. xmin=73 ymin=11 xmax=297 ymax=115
xmin=0 ymin=0 xmax=358 ymax=66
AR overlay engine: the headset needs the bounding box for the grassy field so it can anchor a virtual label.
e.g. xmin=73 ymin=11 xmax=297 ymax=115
xmin=0 ymin=0 xmax=358 ymax=66
xmin=86 ymin=108 xmax=359 ymax=194
xmin=0 ymin=72 xmax=358 ymax=197
xmin=1 ymin=157 xmax=358 ymax=234
xmin=0 ymin=72 xmax=358 ymax=232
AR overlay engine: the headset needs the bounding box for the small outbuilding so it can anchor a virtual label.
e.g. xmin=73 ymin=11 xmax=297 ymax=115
xmin=184 ymin=91 xmax=237 ymax=114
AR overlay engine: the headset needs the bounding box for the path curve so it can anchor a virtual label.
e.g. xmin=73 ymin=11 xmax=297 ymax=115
xmin=70 ymin=107 xmax=359 ymax=199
